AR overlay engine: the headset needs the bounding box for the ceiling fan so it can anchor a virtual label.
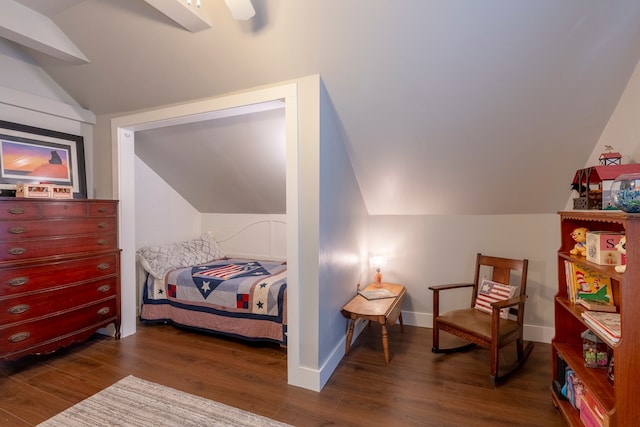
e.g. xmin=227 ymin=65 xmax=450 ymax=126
xmin=144 ymin=0 xmax=255 ymax=32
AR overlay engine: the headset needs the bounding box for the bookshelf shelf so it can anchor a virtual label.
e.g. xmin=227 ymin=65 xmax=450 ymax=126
xmin=555 ymin=297 xmax=620 ymax=347
xmin=554 ymin=342 xmax=614 ymax=412
xmin=551 ymin=390 xmax=584 ymax=426
xmin=553 ymin=211 xmax=640 ymax=426
xmin=558 ymin=251 xmax=623 ymax=282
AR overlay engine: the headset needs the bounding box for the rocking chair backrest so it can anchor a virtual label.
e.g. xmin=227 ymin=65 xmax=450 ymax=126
xmin=471 ymin=253 xmax=529 ymax=318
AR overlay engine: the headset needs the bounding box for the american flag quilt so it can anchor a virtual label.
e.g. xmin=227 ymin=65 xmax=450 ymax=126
xmin=140 ymin=258 xmax=287 ymax=344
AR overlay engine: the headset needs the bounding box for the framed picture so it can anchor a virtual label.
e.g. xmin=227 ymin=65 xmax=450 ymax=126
xmin=0 ymin=120 xmax=86 ymax=198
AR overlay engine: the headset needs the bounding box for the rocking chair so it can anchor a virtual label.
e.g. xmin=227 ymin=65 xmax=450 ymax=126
xmin=428 ymin=253 xmax=534 ymax=383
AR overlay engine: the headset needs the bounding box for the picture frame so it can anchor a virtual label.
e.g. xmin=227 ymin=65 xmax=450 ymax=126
xmin=0 ymin=120 xmax=87 ymax=199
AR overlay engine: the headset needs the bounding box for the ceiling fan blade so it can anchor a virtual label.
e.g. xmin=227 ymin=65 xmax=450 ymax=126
xmin=224 ymin=0 xmax=255 ymax=20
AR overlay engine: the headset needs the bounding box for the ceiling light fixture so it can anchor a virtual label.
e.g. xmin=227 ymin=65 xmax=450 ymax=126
xmin=185 ymin=0 xmax=255 ymax=20
xmin=224 ymin=0 xmax=255 ymax=20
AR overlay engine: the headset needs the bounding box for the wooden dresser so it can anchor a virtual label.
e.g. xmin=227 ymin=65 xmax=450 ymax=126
xmin=0 ymin=198 xmax=120 ymax=361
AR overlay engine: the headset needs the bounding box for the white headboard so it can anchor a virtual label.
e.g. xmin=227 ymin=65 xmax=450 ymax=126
xmin=204 ymin=214 xmax=286 ymax=261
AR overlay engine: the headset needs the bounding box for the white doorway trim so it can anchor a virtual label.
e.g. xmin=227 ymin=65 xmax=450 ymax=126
xmin=111 ymin=82 xmax=301 ymax=386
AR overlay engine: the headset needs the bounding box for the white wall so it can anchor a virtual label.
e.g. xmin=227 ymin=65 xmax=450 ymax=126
xmin=134 ymin=156 xmax=201 ymax=249
xmin=589 ymin=60 xmax=640 ymax=165
xmin=290 ymin=76 xmax=321 ymax=388
xmin=369 ymin=214 xmax=558 ymax=343
xmin=0 ymin=39 xmax=80 ymax=107
xmin=564 ymin=59 xmax=640 ymax=210
xmin=317 ymin=81 xmax=369 ymax=385
xmin=133 ymin=156 xmax=201 ymax=313
xmin=0 ymin=39 xmax=96 ymax=195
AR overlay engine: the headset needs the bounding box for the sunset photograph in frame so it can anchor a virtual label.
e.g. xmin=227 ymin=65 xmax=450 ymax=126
xmin=0 ymin=121 xmax=86 ymax=198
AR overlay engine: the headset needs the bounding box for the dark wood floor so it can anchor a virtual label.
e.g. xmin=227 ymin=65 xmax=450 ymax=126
xmin=0 ymin=323 xmax=564 ymax=426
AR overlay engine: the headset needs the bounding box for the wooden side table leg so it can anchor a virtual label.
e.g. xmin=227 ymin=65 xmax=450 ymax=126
xmin=345 ymin=318 xmax=356 ymax=355
xmin=399 ymin=312 xmax=404 ymax=332
xmin=381 ymin=323 xmax=390 ymax=364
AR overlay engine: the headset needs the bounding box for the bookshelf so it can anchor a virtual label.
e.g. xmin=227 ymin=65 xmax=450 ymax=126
xmin=552 ymin=211 xmax=640 ymax=426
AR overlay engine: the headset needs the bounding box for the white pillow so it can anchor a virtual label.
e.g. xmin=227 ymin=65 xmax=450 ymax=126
xmin=176 ymin=232 xmax=226 ymax=267
xmin=474 ymin=278 xmax=517 ymax=319
xmin=136 ymin=233 xmax=226 ymax=279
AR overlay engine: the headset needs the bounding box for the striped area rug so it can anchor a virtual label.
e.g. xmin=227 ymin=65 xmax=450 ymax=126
xmin=37 ymin=375 xmax=292 ymax=427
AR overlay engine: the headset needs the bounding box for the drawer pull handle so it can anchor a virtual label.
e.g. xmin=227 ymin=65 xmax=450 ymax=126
xmin=9 ymin=247 xmax=26 ymax=255
xmin=9 ymin=332 xmax=29 ymax=343
xmin=7 ymin=207 xmax=25 ymax=215
xmin=97 ymin=263 xmax=110 ymax=270
xmin=98 ymin=222 xmax=108 ymax=229
xmin=98 ymin=207 xmax=107 ymax=213
xmin=97 ymin=239 xmax=108 ymax=245
xmin=8 ymin=226 xmax=25 ymax=234
xmin=8 ymin=304 xmax=29 ymax=315
xmin=97 ymin=307 xmax=110 ymax=316
xmin=98 ymin=284 xmax=111 ymax=293
xmin=8 ymin=277 xmax=28 ymax=287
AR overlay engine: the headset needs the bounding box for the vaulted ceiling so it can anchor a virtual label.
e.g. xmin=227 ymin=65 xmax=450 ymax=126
xmin=5 ymin=0 xmax=640 ymax=215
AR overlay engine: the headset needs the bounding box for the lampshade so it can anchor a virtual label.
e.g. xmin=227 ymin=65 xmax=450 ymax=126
xmin=369 ymin=255 xmax=388 ymax=269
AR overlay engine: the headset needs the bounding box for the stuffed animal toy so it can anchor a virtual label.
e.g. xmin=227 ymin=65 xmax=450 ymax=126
xmin=570 ymin=227 xmax=589 ymax=256
xmin=615 ymin=236 xmax=626 ymax=273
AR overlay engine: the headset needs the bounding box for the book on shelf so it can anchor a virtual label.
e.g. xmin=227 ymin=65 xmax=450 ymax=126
xmin=564 ymin=260 xmax=578 ymax=303
xmin=578 ymin=298 xmax=617 ymax=312
xmin=581 ymin=311 xmax=620 ymax=346
xmin=580 ymin=387 xmax=609 ymax=427
xmin=565 ymin=261 xmax=614 ymax=305
xmin=357 ymin=288 xmax=395 ymax=300
xmin=564 ymin=260 xmax=575 ymax=302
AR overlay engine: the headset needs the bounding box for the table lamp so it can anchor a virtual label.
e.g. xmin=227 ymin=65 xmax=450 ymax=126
xmin=369 ymin=255 xmax=387 ymax=288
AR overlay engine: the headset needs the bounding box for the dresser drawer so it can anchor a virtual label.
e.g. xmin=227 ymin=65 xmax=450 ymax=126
xmin=0 ymin=217 xmax=117 ymax=240
xmin=0 ymin=203 xmax=40 ymax=220
xmin=40 ymin=201 xmax=117 ymax=218
xmin=0 ymin=277 xmax=117 ymax=324
xmin=0 ymin=253 xmax=118 ymax=297
xmin=0 ymin=200 xmax=117 ymax=221
xmin=0 ymin=298 xmax=117 ymax=357
xmin=0 ymin=233 xmax=117 ymax=261
xmin=88 ymin=202 xmax=117 ymax=216
xmin=40 ymin=202 xmax=88 ymax=218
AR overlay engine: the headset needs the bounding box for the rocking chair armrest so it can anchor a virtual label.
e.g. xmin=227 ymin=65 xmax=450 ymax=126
xmin=430 ymin=283 xmax=475 ymax=318
xmin=490 ymin=294 xmax=527 ymax=310
xmin=428 ymin=283 xmax=475 ymax=292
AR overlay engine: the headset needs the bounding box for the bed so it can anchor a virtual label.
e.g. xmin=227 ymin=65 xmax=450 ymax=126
xmin=136 ymin=232 xmax=287 ymax=345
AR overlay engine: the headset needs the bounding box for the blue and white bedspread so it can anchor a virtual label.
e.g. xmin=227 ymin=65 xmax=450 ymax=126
xmin=140 ymin=258 xmax=287 ymax=345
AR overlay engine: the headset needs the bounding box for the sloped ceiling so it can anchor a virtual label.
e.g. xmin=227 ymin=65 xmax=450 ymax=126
xmin=6 ymin=0 xmax=640 ymax=215
xmin=135 ymin=107 xmax=286 ymax=213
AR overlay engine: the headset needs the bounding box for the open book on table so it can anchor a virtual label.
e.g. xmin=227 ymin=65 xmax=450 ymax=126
xmin=358 ymin=288 xmax=396 ymax=300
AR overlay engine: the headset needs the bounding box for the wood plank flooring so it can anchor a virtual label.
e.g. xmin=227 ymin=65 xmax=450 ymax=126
xmin=0 ymin=323 xmax=564 ymax=426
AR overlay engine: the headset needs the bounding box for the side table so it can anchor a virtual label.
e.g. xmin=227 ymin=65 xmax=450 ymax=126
xmin=340 ymin=282 xmax=406 ymax=364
